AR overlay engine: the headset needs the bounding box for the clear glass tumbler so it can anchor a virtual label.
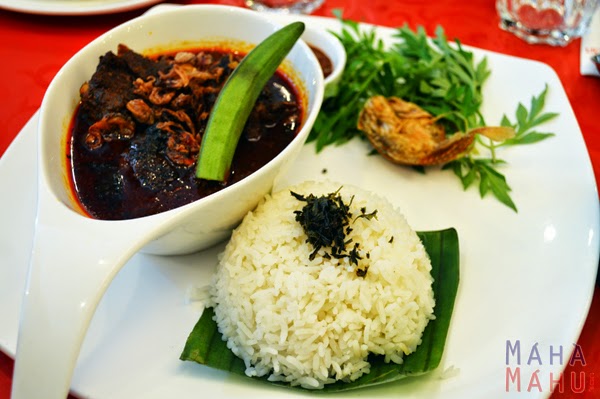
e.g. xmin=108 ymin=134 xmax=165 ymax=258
xmin=497 ymin=0 xmax=599 ymax=46
xmin=245 ymin=0 xmax=324 ymax=14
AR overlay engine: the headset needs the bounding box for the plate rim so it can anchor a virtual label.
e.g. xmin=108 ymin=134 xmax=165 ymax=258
xmin=0 ymin=0 xmax=163 ymax=16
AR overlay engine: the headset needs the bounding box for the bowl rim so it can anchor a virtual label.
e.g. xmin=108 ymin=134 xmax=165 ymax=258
xmin=301 ymin=25 xmax=347 ymax=88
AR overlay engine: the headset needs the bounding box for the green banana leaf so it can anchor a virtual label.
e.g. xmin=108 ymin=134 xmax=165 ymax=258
xmin=180 ymin=228 xmax=460 ymax=392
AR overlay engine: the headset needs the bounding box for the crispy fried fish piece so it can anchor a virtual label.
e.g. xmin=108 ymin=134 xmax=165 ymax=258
xmin=357 ymin=96 xmax=514 ymax=166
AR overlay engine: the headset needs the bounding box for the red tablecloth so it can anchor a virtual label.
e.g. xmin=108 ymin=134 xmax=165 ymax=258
xmin=0 ymin=1 xmax=598 ymax=398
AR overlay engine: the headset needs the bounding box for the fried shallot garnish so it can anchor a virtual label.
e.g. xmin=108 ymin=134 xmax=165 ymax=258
xmin=148 ymin=87 xmax=176 ymax=105
xmin=85 ymin=112 xmax=135 ymax=150
xmin=158 ymin=63 xmax=214 ymax=89
xmin=132 ymin=76 xmax=156 ymax=98
xmin=156 ymin=121 xmax=199 ymax=167
xmin=126 ymin=99 xmax=154 ymax=124
xmin=357 ymin=96 xmax=515 ymax=166
xmin=158 ymin=108 xmax=196 ymax=136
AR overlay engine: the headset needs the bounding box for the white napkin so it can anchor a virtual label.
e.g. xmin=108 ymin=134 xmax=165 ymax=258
xmin=581 ymin=6 xmax=600 ymax=76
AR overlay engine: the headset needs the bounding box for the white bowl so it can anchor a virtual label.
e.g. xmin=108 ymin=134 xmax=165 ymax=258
xmin=41 ymin=4 xmax=325 ymax=255
xmin=11 ymin=5 xmax=324 ymax=399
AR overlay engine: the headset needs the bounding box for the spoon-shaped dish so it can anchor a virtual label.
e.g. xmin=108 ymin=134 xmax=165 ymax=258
xmin=10 ymin=5 xmax=324 ymax=398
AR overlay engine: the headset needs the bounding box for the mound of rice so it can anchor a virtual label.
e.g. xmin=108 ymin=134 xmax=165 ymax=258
xmin=209 ymin=180 xmax=435 ymax=389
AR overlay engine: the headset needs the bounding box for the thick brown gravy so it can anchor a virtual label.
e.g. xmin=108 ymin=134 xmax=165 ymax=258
xmin=68 ymin=45 xmax=302 ymax=220
xmin=310 ymin=45 xmax=334 ymax=78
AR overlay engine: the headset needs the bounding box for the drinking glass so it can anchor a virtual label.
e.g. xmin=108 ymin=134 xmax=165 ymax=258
xmin=245 ymin=0 xmax=324 ymax=14
xmin=497 ymin=0 xmax=599 ymax=46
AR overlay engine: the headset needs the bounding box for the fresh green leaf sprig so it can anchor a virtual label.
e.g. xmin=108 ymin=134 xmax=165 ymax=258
xmin=498 ymin=84 xmax=558 ymax=147
xmin=445 ymin=85 xmax=557 ymax=211
xmin=391 ymin=25 xmax=490 ymax=135
xmin=310 ymin=16 xmax=557 ymax=211
xmin=309 ymin=17 xmax=403 ymax=151
xmin=310 ymin=17 xmax=489 ymax=150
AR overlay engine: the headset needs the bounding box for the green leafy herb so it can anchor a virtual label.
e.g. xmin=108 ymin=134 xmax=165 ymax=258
xmin=445 ymin=85 xmax=557 ymax=212
xmin=498 ymin=84 xmax=557 ymax=147
xmin=310 ymin=20 xmax=487 ymax=151
xmin=180 ymin=228 xmax=460 ymax=392
xmin=311 ymin=16 xmax=557 ymax=211
xmin=445 ymin=158 xmax=516 ymax=211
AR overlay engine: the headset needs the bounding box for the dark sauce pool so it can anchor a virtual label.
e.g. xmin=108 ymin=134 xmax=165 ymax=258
xmin=309 ymin=45 xmax=333 ymax=78
xmin=68 ymin=45 xmax=303 ymax=220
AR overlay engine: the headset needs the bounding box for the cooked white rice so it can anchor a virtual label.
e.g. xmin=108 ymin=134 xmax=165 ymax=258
xmin=209 ymin=180 xmax=435 ymax=389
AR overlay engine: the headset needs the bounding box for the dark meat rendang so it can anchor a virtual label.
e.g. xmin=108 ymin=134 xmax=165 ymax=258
xmin=68 ymin=44 xmax=302 ymax=220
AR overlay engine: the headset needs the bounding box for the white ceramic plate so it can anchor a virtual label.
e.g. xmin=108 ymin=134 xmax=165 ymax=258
xmin=1 ymin=10 xmax=598 ymax=399
xmin=0 ymin=0 xmax=162 ymax=15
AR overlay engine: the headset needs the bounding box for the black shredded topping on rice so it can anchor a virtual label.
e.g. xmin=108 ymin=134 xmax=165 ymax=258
xmin=291 ymin=187 xmax=377 ymax=277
